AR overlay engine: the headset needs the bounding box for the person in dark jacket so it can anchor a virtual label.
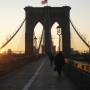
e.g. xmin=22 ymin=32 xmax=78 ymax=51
xmin=54 ymin=51 xmax=65 ymax=75
xmin=48 ymin=53 xmax=54 ymax=67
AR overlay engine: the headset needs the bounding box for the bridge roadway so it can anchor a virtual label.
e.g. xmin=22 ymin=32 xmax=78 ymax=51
xmin=0 ymin=56 xmax=78 ymax=90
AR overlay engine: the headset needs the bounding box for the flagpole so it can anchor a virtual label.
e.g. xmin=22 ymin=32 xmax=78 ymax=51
xmin=46 ymin=0 xmax=48 ymax=6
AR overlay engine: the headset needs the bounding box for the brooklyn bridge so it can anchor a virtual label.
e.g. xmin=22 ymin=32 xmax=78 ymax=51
xmin=0 ymin=5 xmax=90 ymax=90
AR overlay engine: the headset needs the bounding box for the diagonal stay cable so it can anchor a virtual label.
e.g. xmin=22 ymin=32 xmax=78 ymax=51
xmin=37 ymin=29 xmax=44 ymax=53
xmin=70 ymin=19 xmax=90 ymax=48
xmin=0 ymin=18 xmax=26 ymax=50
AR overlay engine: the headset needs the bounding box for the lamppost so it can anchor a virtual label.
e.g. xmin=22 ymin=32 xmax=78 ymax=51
xmin=34 ymin=36 xmax=37 ymax=54
xmin=57 ymin=26 xmax=61 ymax=52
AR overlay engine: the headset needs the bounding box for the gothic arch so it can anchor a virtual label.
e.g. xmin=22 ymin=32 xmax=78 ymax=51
xmin=24 ymin=6 xmax=71 ymax=57
xmin=51 ymin=22 xmax=62 ymax=52
xmin=33 ymin=21 xmax=43 ymax=52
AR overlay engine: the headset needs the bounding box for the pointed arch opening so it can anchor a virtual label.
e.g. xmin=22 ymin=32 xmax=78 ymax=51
xmin=33 ymin=22 xmax=44 ymax=54
xmin=51 ymin=22 xmax=62 ymax=53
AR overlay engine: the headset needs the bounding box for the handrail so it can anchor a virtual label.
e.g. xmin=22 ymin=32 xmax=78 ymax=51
xmin=65 ymin=59 xmax=90 ymax=73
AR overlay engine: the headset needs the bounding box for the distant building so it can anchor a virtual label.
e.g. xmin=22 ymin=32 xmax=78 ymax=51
xmin=70 ymin=48 xmax=79 ymax=55
xmin=7 ymin=49 xmax=13 ymax=55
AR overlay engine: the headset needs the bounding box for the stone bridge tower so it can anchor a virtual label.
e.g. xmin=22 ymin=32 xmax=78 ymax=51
xmin=24 ymin=6 xmax=71 ymax=57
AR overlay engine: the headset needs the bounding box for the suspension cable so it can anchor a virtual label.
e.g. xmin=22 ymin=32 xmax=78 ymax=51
xmin=37 ymin=29 xmax=44 ymax=53
xmin=0 ymin=18 xmax=26 ymax=50
xmin=70 ymin=19 xmax=90 ymax=49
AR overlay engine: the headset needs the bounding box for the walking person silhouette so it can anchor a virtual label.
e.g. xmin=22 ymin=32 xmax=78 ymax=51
xmin=48 ymin=53 xmax=54 ymax=67
xmin=54 ymin=51 xmax=65 ymax=76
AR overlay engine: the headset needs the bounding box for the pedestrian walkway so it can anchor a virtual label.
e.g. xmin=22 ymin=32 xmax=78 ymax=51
xmin=23 ymin=56 xmax=78 ymax=90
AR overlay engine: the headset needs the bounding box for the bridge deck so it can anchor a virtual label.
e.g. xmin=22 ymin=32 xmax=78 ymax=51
xmin=0 ymin=56 xmax=78 ymax=90
xmin=23 ymin=56 xmax=78 ymax=90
